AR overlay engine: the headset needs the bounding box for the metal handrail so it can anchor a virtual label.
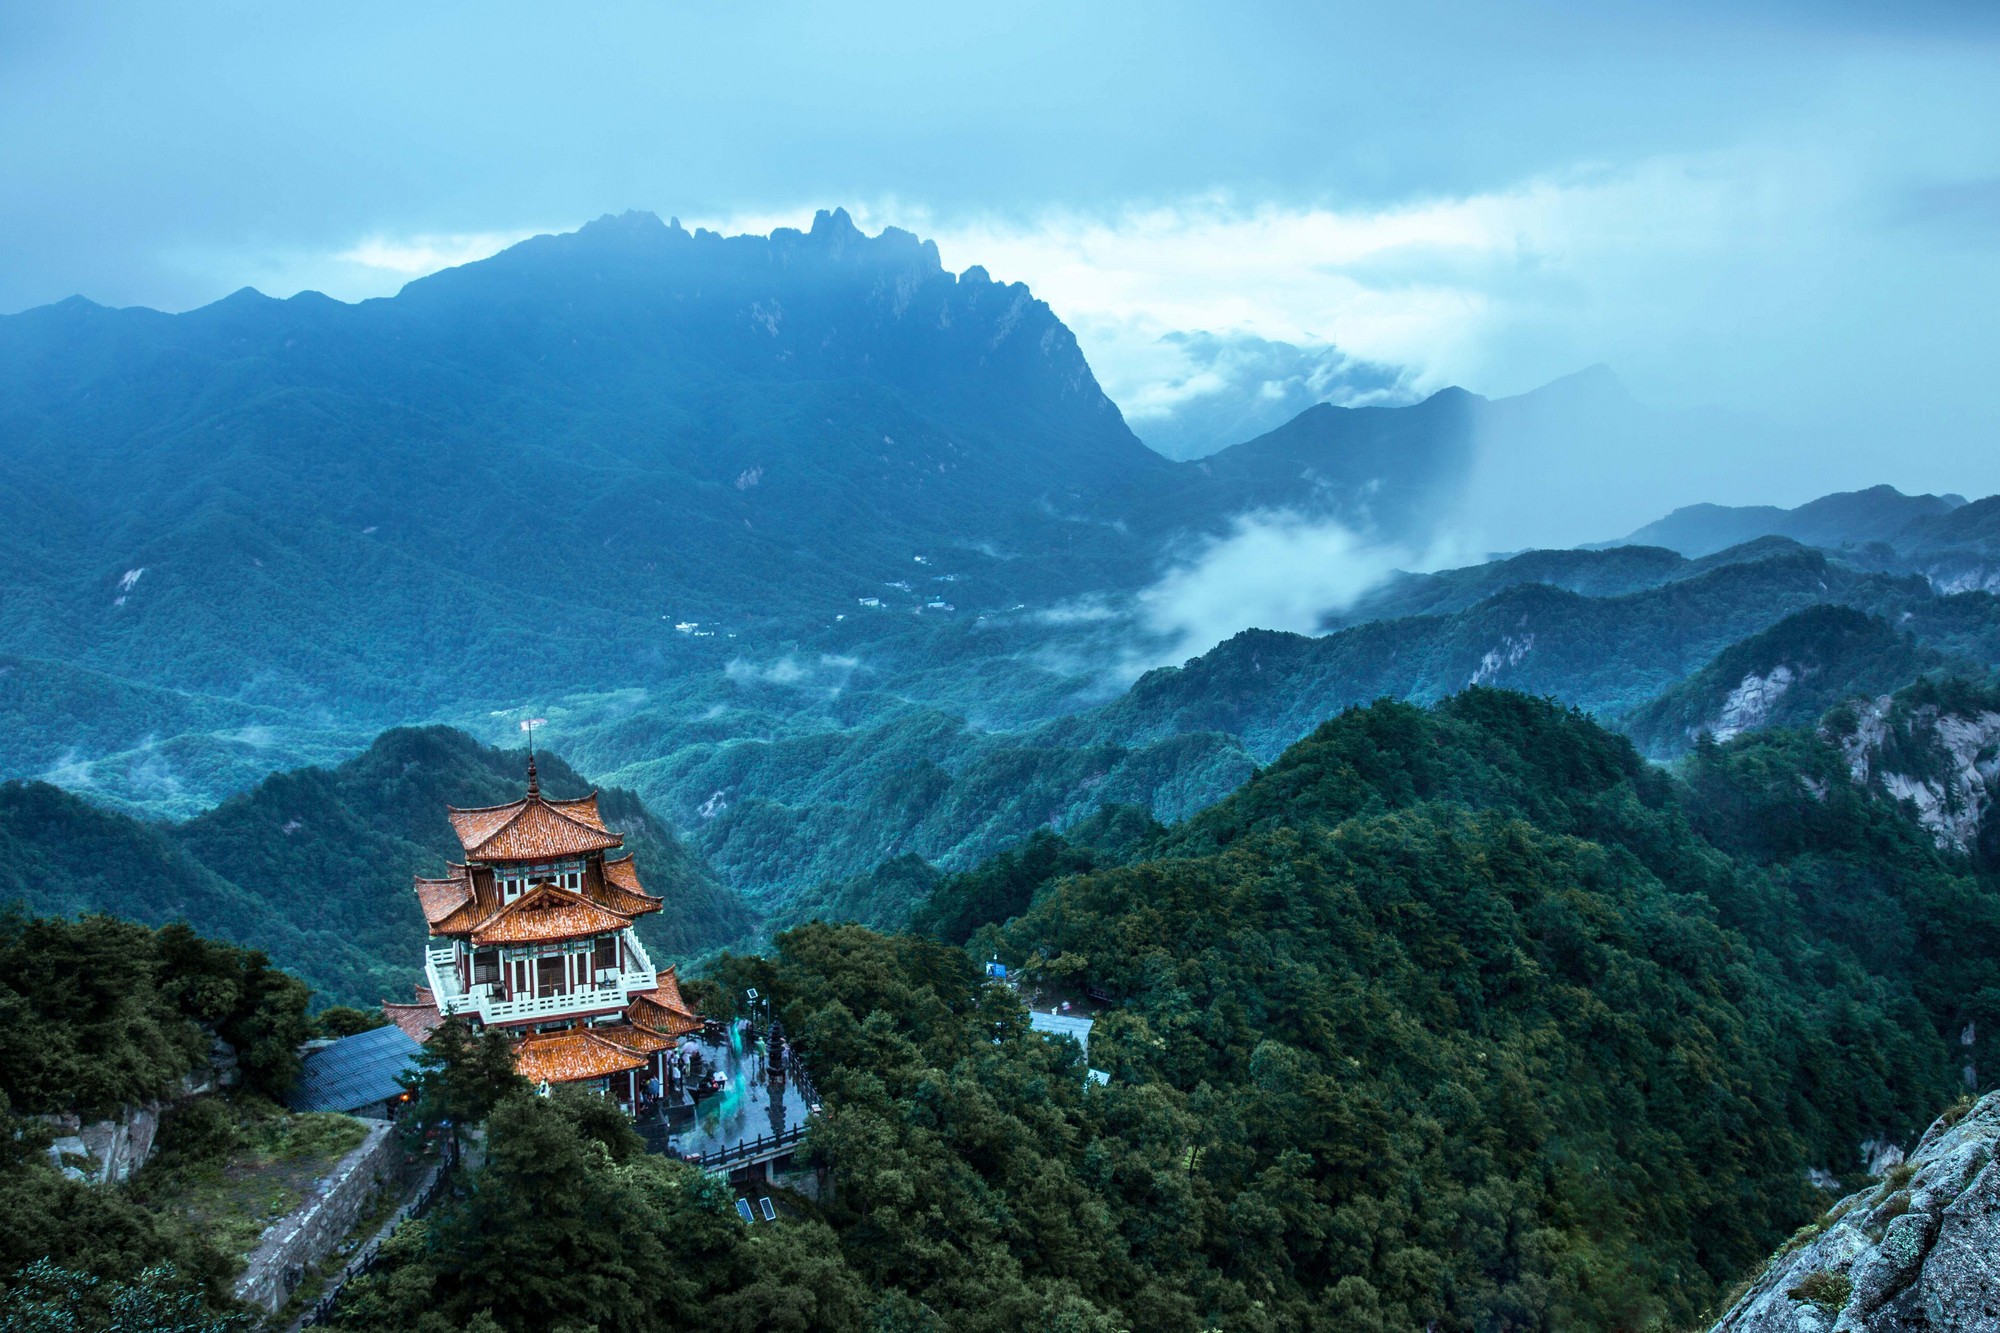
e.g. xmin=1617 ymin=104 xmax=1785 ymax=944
xmin=297 ymin=1140 xmax=458 ymax=1329
xmin=680 ymin=1121 xmax=809 ymax=1169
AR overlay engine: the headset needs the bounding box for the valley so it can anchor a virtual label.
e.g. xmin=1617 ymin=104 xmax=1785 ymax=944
xmin=6 ymin=211 xmax=2000 ymax=1333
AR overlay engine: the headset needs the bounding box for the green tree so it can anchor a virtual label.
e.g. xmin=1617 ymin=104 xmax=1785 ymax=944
xmin=0 ymin=1259 xmax=249 ymax=1333
xmin=401 ymin=1018 xmax=526 ymax=1146
xmin=312 ymin=1006 xmax=389 ymax=1040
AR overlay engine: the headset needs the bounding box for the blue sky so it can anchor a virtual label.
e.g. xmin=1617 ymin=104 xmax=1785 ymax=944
xmin=5 ymin=0 xmax=1999 ymax=523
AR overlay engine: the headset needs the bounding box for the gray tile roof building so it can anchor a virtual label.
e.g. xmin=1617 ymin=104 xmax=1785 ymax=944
xmin=286 ymin=1025 xmax=424 ymax=1115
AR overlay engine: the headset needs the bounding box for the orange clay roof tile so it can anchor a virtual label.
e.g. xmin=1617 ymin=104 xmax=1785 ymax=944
xmin=445 ymin=802 xmax=519 ymax=850
xmin=512 ymin=1029 xmax=646 ymax=1084
xmin=594 ymin=882 xmax=661 ymax=917
xmin=548 ymin=793 xmax=607 ymax=832
xmin=448 ymin=796 xmax=623 ymax=860
xmin=627 ymin=966 xmax=703 ymax=1037
xmin=650 ymin=964 xmax=694 ymax=1013
xmin=629 ymin=999 xmax=703 ymax=1038
xmin=590 ymin=1022 xmax=676 ymax=1055
xmin=385 ymin=999 xmax=443 ymax=1042
xmin=470 ymin=884 xmax=632 ymax=947
xmin=415 ymin=875 xmax=473 ymax=925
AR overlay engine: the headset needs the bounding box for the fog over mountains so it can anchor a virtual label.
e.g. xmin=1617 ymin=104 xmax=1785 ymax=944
xmin=0 ymin=210 xmax=1563 ymax=793
xmin=5 ymin=208 xmax=1999 ymax=884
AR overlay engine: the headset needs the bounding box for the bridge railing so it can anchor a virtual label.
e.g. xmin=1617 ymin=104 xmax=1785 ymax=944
xmin=676 ymin=1120 xmax=810 ymax=1170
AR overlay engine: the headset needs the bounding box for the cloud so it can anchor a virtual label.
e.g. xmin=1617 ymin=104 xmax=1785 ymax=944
xmin=724 ymin=653 xmax=863 ymax=692
xmin=1120 ymin=332 xmax=1416 ymax=460
xmin=40 ymin=748 xmax=94 ymax=789
xmin=334 ymin=230 xmax=542 ymax=277
xmin=167 ymin=47 xmax=2000 ymax=517
xmin=1134 ymin=511 xmax=1421 ymax=665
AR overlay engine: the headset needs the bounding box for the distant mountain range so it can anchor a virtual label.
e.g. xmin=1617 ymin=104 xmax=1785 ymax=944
xmin=1604 ymin=485 xmax=1969 ymax=557
xmin=7 ymin=207 xmax=2000 ymax=962
xmin=0 ymin=208 xmax=1707 ymax=814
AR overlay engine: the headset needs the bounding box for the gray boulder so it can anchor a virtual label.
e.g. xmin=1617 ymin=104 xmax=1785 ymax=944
xmin=1710 ymin=1091 xmax=2000 ymax=1333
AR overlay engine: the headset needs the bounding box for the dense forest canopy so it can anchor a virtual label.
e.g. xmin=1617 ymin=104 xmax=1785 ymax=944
xmin=6 ymin=689 xmax=1999 ymax=1332
xmin=0 ymin=915 xmax=311 ymax=1329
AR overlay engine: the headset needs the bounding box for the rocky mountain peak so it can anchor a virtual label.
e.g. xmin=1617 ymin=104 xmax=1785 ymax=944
xmin=1710 ymin=1090 xmax=2000 ymax=1332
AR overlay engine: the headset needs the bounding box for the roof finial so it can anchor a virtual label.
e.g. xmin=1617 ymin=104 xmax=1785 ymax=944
xmin=519 ymin=717 xmax=546 ymax=799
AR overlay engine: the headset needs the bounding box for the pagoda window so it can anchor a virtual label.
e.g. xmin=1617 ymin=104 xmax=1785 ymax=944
xmin=472 ymin=949 xmax=499 ymax=986
xmin=593 ymin=935 xmax=618 ymax=978
xmin=537 ymin=955 xmax=566 ymax=996
xmin=494 ymin=861 xmax=583 ymax=899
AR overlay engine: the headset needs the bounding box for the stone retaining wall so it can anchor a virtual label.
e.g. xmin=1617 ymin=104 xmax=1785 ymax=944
xmin=234 ymin=1119 xmax=400 ymax=1314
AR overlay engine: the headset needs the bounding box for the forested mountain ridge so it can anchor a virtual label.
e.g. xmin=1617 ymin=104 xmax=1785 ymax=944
xmin=10 ymin=208 xmax=2000 ymax=959
xmin=566 ymin=538 xmax=2000 ymax=913
xmin=1609 ymin=484 xmax=1967 ymax=558
xmin=707 ymin=691 xmax=1999 ymax=1332
xmin=1620 ymin=605 xmax=1947 ymax=758
xmin=7 ymin=688 xmax=1998 ymax=1332
xmin=0 ymin=208 xmax=1529 ymax=815
xmin=0 ymin=727 xmax=751 ymax=1006
xmin=0 ymin=208 xmax=1874 ymax=832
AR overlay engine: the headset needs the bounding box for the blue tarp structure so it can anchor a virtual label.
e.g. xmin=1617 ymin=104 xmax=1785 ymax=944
xmin=286 ymin=1024 xmax=424 ymax=1115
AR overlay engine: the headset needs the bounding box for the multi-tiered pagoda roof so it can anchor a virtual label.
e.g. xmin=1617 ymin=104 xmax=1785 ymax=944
xmin=413 ymin=774 xmax=663 ymax=948
xmin=392 ymin=758 xmax=706 ymax=1095
xmin=447 ymin=790 xmax=623 ymax=860
xmin=628 ymin=968 xmax=704 ymax=1038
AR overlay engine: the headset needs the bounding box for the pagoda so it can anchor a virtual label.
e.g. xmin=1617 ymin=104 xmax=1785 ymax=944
xmin=385 ymin=756 xmax=704 ymax=1102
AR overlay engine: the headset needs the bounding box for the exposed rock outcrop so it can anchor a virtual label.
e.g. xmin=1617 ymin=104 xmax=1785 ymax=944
xmin=1710 ymin=1091 xmax=2000 ymax=1332
xmin=39 ymin=1037 xmax=239 ymax=1184
xmin=1711 ymin=665 xmax=1801 ymax=742
xmin=42 ymin=1103 xmax=164 ymax=1185
xmin=1835 ymin=696 xmax=2000 ymax=854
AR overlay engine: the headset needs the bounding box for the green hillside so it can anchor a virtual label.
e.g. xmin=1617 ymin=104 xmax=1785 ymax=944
xmin=237 ymin=687 xmax=1998 ymax=1333
xmin=8 ymin=691 xmax=1998 ymax=1332
xmin=857 ymin=691 xmax=1996 ymax=1329
xmin=1621 ymin=605 xmax=1947 ymax=757
xmin=0 ymin=728 xmax=751 ymax=1006
xmin=540 ymin=540 xmax=2000 ymax=916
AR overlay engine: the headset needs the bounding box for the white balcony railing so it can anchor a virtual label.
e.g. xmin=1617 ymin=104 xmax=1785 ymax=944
xmin=625 ymin=933 xmax=657 ymax=977
xmin=425 ymin=930 xmax=659 ymax=1026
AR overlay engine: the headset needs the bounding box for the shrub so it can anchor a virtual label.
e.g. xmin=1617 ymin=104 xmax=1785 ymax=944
xmin=1788 ymin=1270 xmax=1852 ymax=1314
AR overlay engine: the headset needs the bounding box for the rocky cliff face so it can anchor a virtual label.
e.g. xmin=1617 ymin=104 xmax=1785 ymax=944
xmin=39 ymin=1037 xmax=238 ymax=1184
xmin=1710 ymin=1091 xmax=2000 ymax=1333
xmin=1837 ymin=696 xmax=2000 ymax=854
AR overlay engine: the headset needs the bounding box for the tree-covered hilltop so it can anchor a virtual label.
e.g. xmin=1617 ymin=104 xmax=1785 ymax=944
xmin=853 ymin=692 xmax=1998 ymax=1330
xmin=1620 ymin=604 xmax=1946 ymax=758
xmin=7 ymin=688 xmax=1992 ymax=1320
xmin=9 ymin=690 xmax=2000 ymax=1331
xmin=0 ymin=726 xmax=755 ymax=1008
xmin=557 ymin=540 xmax=2000 ymax=913
xmin=0 ymin=913 xmax=313 ymax=1330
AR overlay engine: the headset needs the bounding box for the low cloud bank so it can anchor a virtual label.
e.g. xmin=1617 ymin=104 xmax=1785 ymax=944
xmin=1134 ymin=511 xmax=1423 ymax=666
xmin=724 ymin=653 xmax=863 ymax=693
